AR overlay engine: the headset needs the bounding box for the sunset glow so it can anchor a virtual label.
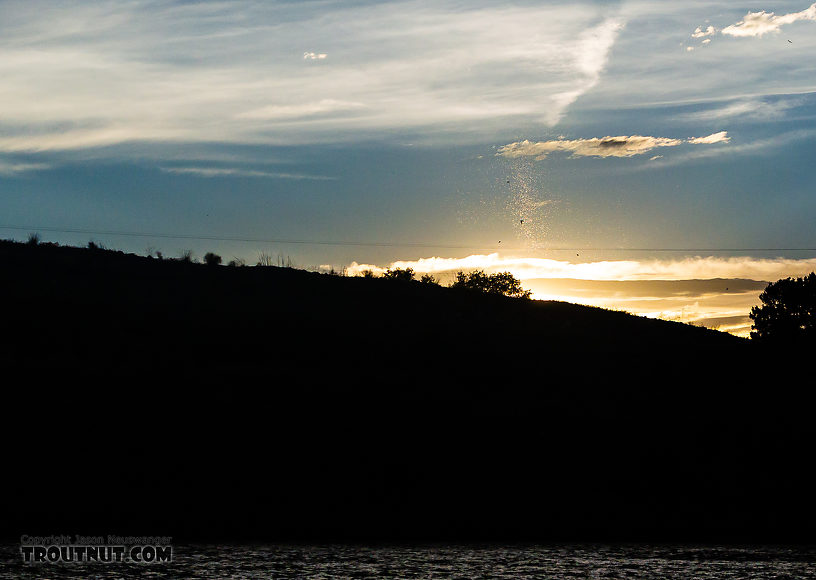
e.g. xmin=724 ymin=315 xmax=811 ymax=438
xmin=346 ymin=253 xmax=816 ymax=337
xmin=1 ymin=0 xmax=815 ymax=341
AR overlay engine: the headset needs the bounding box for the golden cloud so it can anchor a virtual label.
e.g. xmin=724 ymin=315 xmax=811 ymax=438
xmin=497 ymin=132 xmax=728 ymax=160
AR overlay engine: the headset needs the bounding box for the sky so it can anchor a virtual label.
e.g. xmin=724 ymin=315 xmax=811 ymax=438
xmin=2 ymin=0 xmax=816 ymax=337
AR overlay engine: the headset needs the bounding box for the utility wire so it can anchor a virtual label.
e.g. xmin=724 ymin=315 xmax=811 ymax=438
xmin=1 ymin=224 xmax=815 ymax=253
xmin=0 ymin=224 xmax=510 ymax=250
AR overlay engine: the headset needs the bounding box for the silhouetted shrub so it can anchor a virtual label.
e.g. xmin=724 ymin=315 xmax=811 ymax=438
xmin=27 ymin=233 xmax=40 ymax=246
xmin=750 ymin=272 xmax=816 ymax=342
xmin=419 ymin=273 xmax=439 ymax=285
xmin=257 ymin=252 xmax=274 ymax=267
xmin=361 ymin=270 xmax=376 ymax=278
xmin=179 ymin=249 xmax=195 ymax=263
xmin=204 ymin=252 xmax=222 ymax=266
xmin=450 ymin=270 xmax=532 ymax=299
xmin=381 ymin=267 xmax=415 ymax=281
xmin=256 ymin=252 xmax=294 ymax=267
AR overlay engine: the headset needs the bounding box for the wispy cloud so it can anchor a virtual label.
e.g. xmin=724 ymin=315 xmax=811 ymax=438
xmin=0 ymin=159 xmax=49 ymax=176
xmin=575 ymin=1 xmax=816 ymax=111
xmin=0 ymin=1 xmax=625 ymax=155
xmin=634 ymin=128 xmax=816 ymax=169
xmin=675 ymin=98 xmax=801 ymax=122
xmin=160 ymin=166 xmax=335 ymax=180
xmin=236 ymin=99 xmax=366 ymax=121
xmin=496 ymin=132 xmax=728 ymax=160
xmin=687 ymin=131 xmax=730 ymax=144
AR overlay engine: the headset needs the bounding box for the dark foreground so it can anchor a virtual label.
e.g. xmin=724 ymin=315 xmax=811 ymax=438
xmin=2 ymin=240 xmax=813 ymax=545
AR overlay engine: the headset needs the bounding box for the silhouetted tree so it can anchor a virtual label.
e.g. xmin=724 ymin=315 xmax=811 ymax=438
xmin=419 ymin=273 xmax=439 ymax=285
xmin=450 ymin=270 xmax=532 ymax=299
xmin=204 ymin=252 xmax=222 ymax=266
xmin=750 ymin=272 xmax=816 ymax=342
xmin=381 ymin=267 xmax=415 ymax=281
xmin=27 ymin=233 xmax=40 ymax=246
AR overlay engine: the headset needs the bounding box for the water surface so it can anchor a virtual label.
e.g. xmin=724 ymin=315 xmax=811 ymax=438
xmin=4 ymin=543 xmax=816 ymax=578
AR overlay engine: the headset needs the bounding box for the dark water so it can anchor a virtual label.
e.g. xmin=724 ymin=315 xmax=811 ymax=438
xmin=4 ymin=544 xmax=816 ymax=578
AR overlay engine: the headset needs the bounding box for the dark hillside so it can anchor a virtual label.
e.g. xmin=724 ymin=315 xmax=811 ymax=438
xmin=2 ymin=240 xmax=813 ymax=544
xmin=1 ymin=239 xmax=743 ymax=367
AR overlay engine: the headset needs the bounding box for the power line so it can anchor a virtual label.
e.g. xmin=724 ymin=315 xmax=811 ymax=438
xmin=1 ymin=223 xmax=815 ymax=253
xmin=0 ymin=224 xmax=505 ymax=250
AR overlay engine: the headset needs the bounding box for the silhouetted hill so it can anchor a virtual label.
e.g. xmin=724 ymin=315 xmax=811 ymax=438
xmin=1 ymin=239 xmax=743 ymax=366
xmin=2 ymin=239 xmax=813 ymax=545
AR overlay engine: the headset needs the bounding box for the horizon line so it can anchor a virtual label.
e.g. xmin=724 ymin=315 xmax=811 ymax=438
xmin=3 ymin=225 xmax=816 ymax=254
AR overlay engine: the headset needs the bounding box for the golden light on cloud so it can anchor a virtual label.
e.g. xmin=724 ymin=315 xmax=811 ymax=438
xmin=496 ymin=132 xmax=729 ymax=160
xmin=525 ymin=280 xmax=765 ymax=338
xmin=347 ymin=253 xmax=816 ymax=337
xmin=347 ymin=253 xmax=816 ymax=281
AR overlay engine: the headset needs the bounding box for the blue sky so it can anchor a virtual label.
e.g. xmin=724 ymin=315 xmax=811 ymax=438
xmin=2 ymin=0 xmax=816 ymax=335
